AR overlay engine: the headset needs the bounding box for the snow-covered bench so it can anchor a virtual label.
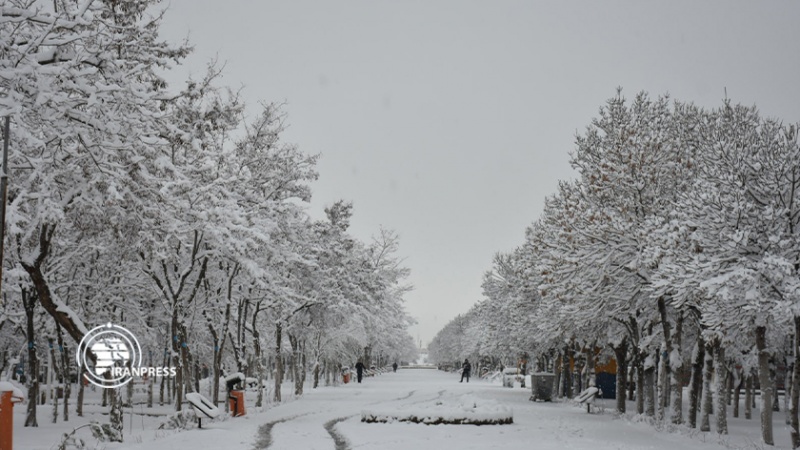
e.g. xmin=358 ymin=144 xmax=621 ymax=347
xmin=502 ymin=368 xmax=520 ymax=388
xmin=185 ymin=392 xmax=221 ymax=428
xmin=574 ymin=387 xmax=600 ymax=413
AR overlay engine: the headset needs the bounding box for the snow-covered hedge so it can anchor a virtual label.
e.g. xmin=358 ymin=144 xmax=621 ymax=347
xmin=362 ymin=394 xmax=512 ymax=425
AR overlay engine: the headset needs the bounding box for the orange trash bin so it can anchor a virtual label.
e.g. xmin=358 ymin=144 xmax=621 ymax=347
xmin=228 ymin=390 xmax=246 ymax=417
xmin=341 ymin=366 xmax=351 ymax=384
xmin=1 ymin=383 xmax=25 ymax=450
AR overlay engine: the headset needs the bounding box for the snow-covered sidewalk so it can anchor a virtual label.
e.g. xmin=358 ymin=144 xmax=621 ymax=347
xmin=13 ymin=369 xmax=791 ymax=449
xmin=116 ymin=369 xmax=763 ymax=450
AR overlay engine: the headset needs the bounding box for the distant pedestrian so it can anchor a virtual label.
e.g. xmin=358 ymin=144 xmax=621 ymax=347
xmin=392 ymin=362 xmax=398 ymax=372
xmin=460 ymin=359 xmax=471 ymax=383
xmin=356 ymin=360 xmax=365 ymax=383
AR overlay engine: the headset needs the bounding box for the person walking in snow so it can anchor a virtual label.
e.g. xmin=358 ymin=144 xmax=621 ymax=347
xmin=355 ymin=360 xmax=365 ymax=383
xmin=460 ymin=359 xmax=471 ymax=383
xmin=392 ymin=362 xmax=398 ymax=372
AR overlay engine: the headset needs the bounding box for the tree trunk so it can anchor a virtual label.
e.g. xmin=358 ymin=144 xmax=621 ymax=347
xmin=205 ymin=294 xmax=231 ymax=407
xmin=656 ymin=297 xmax=672 ymax=423
xmin=171 ymin=310 xmax=183 ymax=412
xmin=645 ymin=352 xmax=656 ymax=417
xmin=274 ymin=323 xmax=282 ymax=403
xmin=756 ymin=326 xmax=774 ymax=446
xmin=51 ymin=385 xmax=58 ymax=425
xmin=21 ymin=225 xmax=88 ymax=347
xmin=147 ymin=374 xmax=153 ymax=408
xmin=784 ymin=362 xmax=791 ymax=425
xmin=76 ymin=366 xmax=84 ymax=417
xmin=212 ymin=346 xmax=222 ymax=406
xmin=194 ymin=361 xmax=200 ymax=394
xmin=363 ymin=346 xmax=372 ymax=369
xmin=745 ymin=373 xmax=753 ymax=420
xmin=108 ymin=386 xmax=123 ymax=442
xmin=791 ymin=317 xmax=800 ymax=448
xmin=125 ymin=360 xmax=134 ymax=408
xmin=166 ymin=360 xmax=172 ymax=405
xmin=726 ymin=366 xmax=734 ymax=407
xmin=700 ymin=341 xmax=714 ymax=432
xmin=688 ymin=337 xmax=705 ymax=428
xmin=715 ymin=343 xmax=728 ymax=434
xmin=785 ymin=361 xmax=792 ymax=426
xmin=0 ymin=349 xmax=5 ymax=383
xmin=289 ymin=334 xmax=302 ymax=396
xmin=612 ymin=339 xmax=628 ymax=414
xmin=252 ymin=303 xmax=264 ymax=408
xmin=576 ymin=354 xmax=585 ymax=396
xmin=562 ymin=345 xmax=573 ymax=399
xmin=159 ymin=347 xmax=167 ymax=406
xmin=48 ymin=337 xmax=59 ymax=424
xmin=627 ymin=358 xmax=635 ymax=402
xmin=771 ymin=361 xmax=780 ymax=412
xmin=23 ymin=288 xmax=39 ymax=427
xmin=180 ymin=324 xmax=194 ymax=396
xmin=670 ymin=313 xmax=683 ymax=424
xmin=552 ymin=354 xmax=562 ymax=399
xmin=657 ymin=342 xmax=668 ymax=422
xmin=56 ymin=326 xmax=70 ymax=422
xmin=298 ymin=342 xmax=307 ymax=395
xmin=586 ymin=345 xmax=596 ymax=388
xmin=733 ymin=368 xmax=743 ymax=419
xmin=636 ymin=358 xmax=645 ymax=414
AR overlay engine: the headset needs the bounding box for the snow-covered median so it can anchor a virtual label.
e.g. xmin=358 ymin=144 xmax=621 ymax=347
xmin=362 ymin=394 xmax=513 ymax=425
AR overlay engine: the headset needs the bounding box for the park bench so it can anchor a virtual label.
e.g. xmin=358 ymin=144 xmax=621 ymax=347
xmin=575 ymin=386 xmax=601 ymax=413
xmin=185 ymin=392 xmax=220 ymax=428
xmin=502 ymin=368 xmax=520 ymax=388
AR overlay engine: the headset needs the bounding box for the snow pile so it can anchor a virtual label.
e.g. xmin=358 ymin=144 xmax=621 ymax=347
xmin=362 ymin=394 xmax=513 ymax=425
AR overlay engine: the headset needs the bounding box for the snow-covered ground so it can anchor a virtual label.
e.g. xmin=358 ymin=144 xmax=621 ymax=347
xmin=9 ymin=369 xmax=797 ymax=449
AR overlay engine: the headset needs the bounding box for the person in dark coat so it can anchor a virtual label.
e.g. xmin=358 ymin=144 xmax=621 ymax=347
xmin=355 ymin=360 xmax=365 ymax=383
xmin=460 ymin=359 xmax=471 ymax=383
xmin=392 ymin=362 xmax=398 ymax=372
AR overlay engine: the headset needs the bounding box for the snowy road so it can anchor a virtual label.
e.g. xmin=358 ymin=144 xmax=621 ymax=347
xmin=105 ymin=368 xmax=766 ymax=450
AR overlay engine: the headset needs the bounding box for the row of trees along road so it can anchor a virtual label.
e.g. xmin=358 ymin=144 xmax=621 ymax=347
xmin=428 ymin=90 xmax=800 ymax=448
xmin=0 ymin=0 xmax=418 ymax=440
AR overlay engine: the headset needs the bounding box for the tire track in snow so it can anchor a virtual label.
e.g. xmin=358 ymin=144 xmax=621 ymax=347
xmin=366 ymin=390 xmax=416 ymax=405
xmin=253 ymin=414 xmax=308 ymax=450
xmin=396 ymin=390 xmax=415 ymax=400
xmin=324 ymin=416 xmax=354 ymax=450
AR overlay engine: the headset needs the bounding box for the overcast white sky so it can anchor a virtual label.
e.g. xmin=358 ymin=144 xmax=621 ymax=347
xmin=159 ymin=1 xmax=800 ymax=347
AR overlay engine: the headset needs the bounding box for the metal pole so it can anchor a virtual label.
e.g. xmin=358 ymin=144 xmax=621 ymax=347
xmin=0 ymin=116 xmax=9 ymax=308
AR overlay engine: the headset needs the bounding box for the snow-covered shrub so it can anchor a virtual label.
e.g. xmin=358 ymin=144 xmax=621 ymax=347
xmin=158 ymin=410 xmax=198 ymax=430
xmin=362 ymin=394 xmax=513 ymax=425
xmin=90 ymin=421 xmax=123 ymax=443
